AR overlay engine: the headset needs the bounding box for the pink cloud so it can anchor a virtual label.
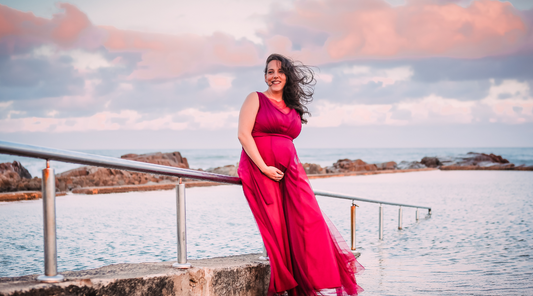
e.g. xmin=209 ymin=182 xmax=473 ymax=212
xmin=0 ymin=0 xmax=531 ymax=80
xmin=0 ymin=3 xmax=261 ymax=79
xmin=0 ymin=3 xmax=105 ymax=53
xmin=50 ymin=3 xmax=92 ymax=47
xmin=266 ymin=0 xmax=529 ymax=61
xmin=0 ymin=5 xmax=46 ymax=39
xmin=102 ymin=28 xmax=261 ymax=79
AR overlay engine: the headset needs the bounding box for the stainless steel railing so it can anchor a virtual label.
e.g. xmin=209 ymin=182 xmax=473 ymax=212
xmin=0 ymin=140 xmax=431 ymax=282
xmin=0 ymin=140 xmax=241 ymax=184
xmin=314 ymin=190 xmax=432 ymax=246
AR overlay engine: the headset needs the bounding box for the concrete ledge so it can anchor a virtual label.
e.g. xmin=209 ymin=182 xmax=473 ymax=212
xmin=440 ymin=165 xmax=533 ymax=171
xmin=0 ymin=254 xmax=270 ymax=296
xmin=0 ymin=191 xmax=67 ymax=202
xmin=72 ymin=181 xmax=227 ymax=195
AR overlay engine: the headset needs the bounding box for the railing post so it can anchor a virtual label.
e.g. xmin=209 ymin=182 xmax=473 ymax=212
xmin=351 ymin=201 xmax=358 ymax=250
xmin=259 ymin=244 xmax=269 ymax=261
xmin=37 ymin=160 xmax=64 ymax=283
xmin=378 ymin=204 xmax=384 ymax=240
xmin=351 ymin=201 xmax=361 ymax=257
xmin=416 ymin=208 xmax=419 ymax=221
xmin=398 ymin=206 xmax=403 ymax=230
xmin=173 ymin=178 xmax=191 ymax=269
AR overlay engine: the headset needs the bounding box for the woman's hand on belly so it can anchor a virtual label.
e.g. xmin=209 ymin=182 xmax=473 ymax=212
xmin=262 ymin=166 xmax=284 ymax=182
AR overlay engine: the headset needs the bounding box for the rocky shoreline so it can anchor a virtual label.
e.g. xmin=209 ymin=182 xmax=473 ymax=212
xmin=1 ymin=151 xmax=531 ymax=202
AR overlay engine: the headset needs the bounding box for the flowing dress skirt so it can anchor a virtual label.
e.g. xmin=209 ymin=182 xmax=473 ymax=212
xmin=239 ymin=136 xmax=364 ymax=296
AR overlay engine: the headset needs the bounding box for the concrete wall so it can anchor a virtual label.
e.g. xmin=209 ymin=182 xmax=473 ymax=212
xmin=0 ymin=254 xmax=270 ymax=296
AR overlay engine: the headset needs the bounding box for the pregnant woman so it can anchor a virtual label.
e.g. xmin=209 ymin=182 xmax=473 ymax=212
xmin=238 ymin=53 xmax=364 ymax=296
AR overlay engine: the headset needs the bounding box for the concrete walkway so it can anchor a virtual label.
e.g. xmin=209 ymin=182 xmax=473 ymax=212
xmin=0 ymin=254 xmax=270 ymax=296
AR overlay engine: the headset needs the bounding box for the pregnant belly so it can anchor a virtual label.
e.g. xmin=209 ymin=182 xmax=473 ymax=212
xmin=254 ymin=135 xmax=296 ymax=172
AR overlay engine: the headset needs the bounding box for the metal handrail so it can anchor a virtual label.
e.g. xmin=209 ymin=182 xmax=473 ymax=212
xmin=0 ymin=140 xmax=432 ymax=281
xmin=314 ymin=190 xmax=432 ymax=244
xmin=0 ymin=140 xmax=430 ymax=210
xmin=0 ymin=140 xmax=241 ymax=184
xmin=314 ymin=190 xmax=432 ymax=211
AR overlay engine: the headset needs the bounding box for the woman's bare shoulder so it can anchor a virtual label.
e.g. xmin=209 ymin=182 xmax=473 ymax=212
xmin=242 ymin=92 xmax=260 ymax=106
xmin=245 ymin=91 xmax=259 ymax=101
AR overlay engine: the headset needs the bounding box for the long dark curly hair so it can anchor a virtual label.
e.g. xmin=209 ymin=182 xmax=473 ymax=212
xmin=264 ymin=53 xmax=316 ymax=124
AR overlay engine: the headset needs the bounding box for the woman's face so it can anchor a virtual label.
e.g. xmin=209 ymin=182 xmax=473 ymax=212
xmin=265 ymin=60 xmax=286 ymax=92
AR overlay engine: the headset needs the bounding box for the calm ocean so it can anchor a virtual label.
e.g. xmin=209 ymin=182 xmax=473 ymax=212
xmin=0 ymin=147 xmax=532 ymax=178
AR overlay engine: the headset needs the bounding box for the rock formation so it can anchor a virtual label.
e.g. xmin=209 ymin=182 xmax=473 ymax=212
xmin=326 ymin=159 xmax=378 ymax=173
xmin=420 ymin=157 xmax=441 ymax=168
xmin=397 ymin=161 xmax=427 ymax=170
xmin=0 ymin=152 xmax=190 ymax=193
xmin=302 ymin=163 xmax=326 ymax=175
xmin=375 ymin=161 xmax=398 ymax=170
xmin=433 ymin=152 xmax=519 ymax=170
xmin=206 ymin=165 xmax=239 ymax=177
xmin=0 ymin=161 xmax=31 ymax=179
xmin=55 ymin=167 xmax=178 ymax=192
xmin=54 ymin=152 xmax=190 ymax=192
xmin=0 ymin=161 xmax=41 ymax=192
xmin=407 ymin=153 xmax=522 ymax=170
xmin=121 ymin=152 xmax=189 ymax=168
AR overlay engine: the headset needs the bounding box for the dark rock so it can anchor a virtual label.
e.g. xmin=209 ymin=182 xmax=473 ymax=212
xmin=0 ymin=161 xmax=32 ymax=179
xmin=62 ymin=166 xmax=179 ymax=189
xmin=375 ymin=161 xmax=397 ymax=170
xmin=438 ymin=152 xmax=514 ymax=170
xmin=206 ymin=165 xmax=238 ymax=177
xmin=302 ymin=163 xmax=326 ymax=175
xmin=420 ymin=157 xmax=441 ymax=168
xmin=1 ymin=151 xmax=191 ymax=193
xmin=51 ymin=151 xmax=191 ymax=191
xmin=397 ymin=161 xmax=427 ymax=170
xmin=326 ymin=159 xmax=378 ymax=173
xmin=0 ymin=162 xmax=35 ymax=192
xmin=121 ymin=151 xmax=189 ymax=168
xmin=466 ymin=152 xmax=509 ymax=164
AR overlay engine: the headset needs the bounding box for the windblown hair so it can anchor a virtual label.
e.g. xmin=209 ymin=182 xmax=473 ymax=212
xmin=264 ymin=53 xmax=316 ymax=124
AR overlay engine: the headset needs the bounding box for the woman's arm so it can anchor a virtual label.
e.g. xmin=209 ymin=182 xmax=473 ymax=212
xmin=238 ymin=92 xmax=284 ymax=181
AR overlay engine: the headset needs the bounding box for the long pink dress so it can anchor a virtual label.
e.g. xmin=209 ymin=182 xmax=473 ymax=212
xmin=238 ymin=92 xmax=364 ymax=296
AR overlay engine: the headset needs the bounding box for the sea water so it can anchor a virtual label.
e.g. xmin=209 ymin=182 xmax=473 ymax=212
xmin=1 ymin=170 xmax=532 ymax=295
xmin=0 ymin=147 xmax=532 ymax=178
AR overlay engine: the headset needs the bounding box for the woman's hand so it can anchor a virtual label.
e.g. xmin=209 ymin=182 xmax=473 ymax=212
xmin=262 ymin=166 xmax=284 ymax=182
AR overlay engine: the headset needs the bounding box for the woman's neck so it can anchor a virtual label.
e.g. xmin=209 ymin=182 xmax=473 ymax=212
xmin=264 ymin=89 xmax=283 ymax=102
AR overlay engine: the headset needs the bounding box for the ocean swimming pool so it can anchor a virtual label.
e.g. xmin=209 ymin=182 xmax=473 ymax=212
xmin=1 ymin=170 xmax=532 ymax=295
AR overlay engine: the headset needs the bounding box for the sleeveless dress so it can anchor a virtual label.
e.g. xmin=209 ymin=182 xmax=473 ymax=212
xmin=238 ymin=92 xmax=364 ymax=296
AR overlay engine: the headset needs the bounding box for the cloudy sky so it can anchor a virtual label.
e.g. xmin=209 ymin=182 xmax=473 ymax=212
xmin=0 ymin=0 xmax=532 ymax=149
